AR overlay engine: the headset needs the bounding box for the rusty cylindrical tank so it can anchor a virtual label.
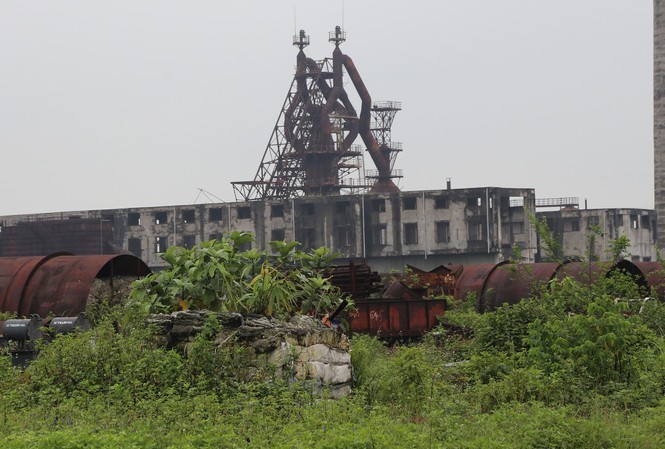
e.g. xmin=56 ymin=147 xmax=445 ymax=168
xmin=0 ymin=253 xmax=150 ymax=317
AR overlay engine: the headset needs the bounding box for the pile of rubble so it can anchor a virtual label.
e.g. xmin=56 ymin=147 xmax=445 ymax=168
xmin=147 ymin=311 xmax=353 ymax=398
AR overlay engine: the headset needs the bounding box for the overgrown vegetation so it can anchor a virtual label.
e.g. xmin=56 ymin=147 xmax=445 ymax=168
xmin=130 ymin=232 xmax=347 ymax=318
xmin=2 ymin=234 xmax=665 ymax=447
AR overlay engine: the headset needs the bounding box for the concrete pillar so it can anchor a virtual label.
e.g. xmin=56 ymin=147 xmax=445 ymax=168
xmin=655 ymin=0 xmax=665 ymax=244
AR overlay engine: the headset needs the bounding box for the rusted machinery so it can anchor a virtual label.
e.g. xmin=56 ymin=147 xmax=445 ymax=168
xmin=333 ymin=259 xmax=665 ymax=337
xmin=232 ymin=26 xmax=402 ymax=201
xmin=0 ymin=253 xmax=151 ymax=317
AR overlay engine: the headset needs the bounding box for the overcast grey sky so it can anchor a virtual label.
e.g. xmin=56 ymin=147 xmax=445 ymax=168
xmin=0 ymin=1 xmax=653 ymax=216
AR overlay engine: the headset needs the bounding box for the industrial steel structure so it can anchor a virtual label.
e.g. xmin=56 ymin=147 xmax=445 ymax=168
xmin=232 ymin=27 xmax=401 ymax=201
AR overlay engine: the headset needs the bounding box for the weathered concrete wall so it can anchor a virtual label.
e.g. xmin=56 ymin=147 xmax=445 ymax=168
xmin=657 ymin=1 xmax=665 ymax=246
xmin=538 ymin=208 xmax=657 ymax=262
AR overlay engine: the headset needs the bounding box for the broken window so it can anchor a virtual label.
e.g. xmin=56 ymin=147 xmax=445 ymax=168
xmin=128 ymin=213 xmax=141 ymax=226
xmin=182 ymin=210 xmax=195 ymax=224
xmin=435 ymin=221 xmax=450 ymax=243
xmin=373 ymin=225 xmax=387 ymax=245
xmin=467 ymin=197 xmax=482 ymax=208
xmin=336 ymin=201 xmax=350 ymax=214
xmin=403 ymin=223 xmax=418 ymax=245
xmin=271 ymin=228 xmax=285 ymax=242
xmin=299 ymin=227 xmax=316 ymax=248
xmin=563 ymin=220 xmax=580 ymax=232
xmin=587 ymin=216 xmax=600 ymax=229
xmin=209 ymin=208 xmax=223 ymax=222
xmin=371 ymin=199 xmax=386 ymax=213
xmin=434 ymin=196 xmax=449 ymax=209
xmin=337 ymin=227 xmax=351 ymax=247
xmin=128 ymin=238 xmax=142 ymax=257
xmin=183 ymin=235 xmax=196 ymax=249
xmin=468 ymin=222 xmax=484 ymax=241
xmin=402 ymin=197 xmax=417 ymax=210
xmin=271 ymin=204 xmax=284 ymax=218
xmin=154 ymin=211 xmax=168 ymax=225
xmin=301 ymin=203 xmax=315 ymax=215
xmin=155 ymin=236 xmax=168 ymax=254
xmin=237 ymin=207 xmax=251 ymax=219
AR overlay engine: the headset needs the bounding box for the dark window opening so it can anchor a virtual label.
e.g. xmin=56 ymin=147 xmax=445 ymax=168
xmin=337 ymin=227 xmax=351 ymax=247
xmin=336 ymin=201 xmax=350 ymax=214
xmin=237 ymin=207 xmax=251 ymax=220
xmin=467 ymin=197 xmax=482 ymax=208
xmin=630 ymin=214 xmax=639 ymax=229
xmin=155 ymin=211 xmax=168 ymax=225
xmin=183 ymin=235 xmax=196 ymax=249
xmin=208 ymin=233 xmax=220 ymax=241
xmin=641 ymin=215 xmax=650 ymax=230
xmin=587 ymin=216 xmax=600 ymax=229
xmin=301 ymin=203 xmax=315 ymax=215
xmin=436 ymin=221 xmax=450 ymax=243
xmin=271 ymin=204 xmax=284 ymax=218
xmin=404 ymin=223 xmax=418 ymax=245
xmin=182 ymin=210 xmax=195 ymax=224
xmin=402 ymin=197 xmax=417 ymax=210
xmin=468 ymin=222 xmax=484 ymax=241
xmin=155 ymin=236 xmax=168 ymax=253
xmin=572 ymin=220 xmax=580 ymax=232
xmin=271 ymin=228 xmax=285 ymax=242
xmin=512 ymin=222 xmax=524 ymax=235
xmin=434 ymin=196 xmax=449 ymax=209
xmin=371 ymin=199 xmax=386 ymax=213
xmin=128 ymin=238 xmax=141 ymax=257
xmin=209 ymin=208 xmax=223 ymax=222
xmin=128 ymin=213 xmax=141 ymax=226
xmin=300 ymin=228 xmax=315 ymax=248
xmin=373 ymin=226 xmax=387 ymax=245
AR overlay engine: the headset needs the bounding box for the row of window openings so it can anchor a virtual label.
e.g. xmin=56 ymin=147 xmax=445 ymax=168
xmin=371 ymin=196 xmax=494 ymax=213
xmin=373 ymin=222 xmax=492 ymax=245
xmin=126 ymin=205 xmax=291 ymax=226
xmin=129 ymin=220 xmax=507 ymax=254
xmin=129 ymin=234 xmax=246 ymax=256
xmin=127 ymin=196 xmax=507 ymax=226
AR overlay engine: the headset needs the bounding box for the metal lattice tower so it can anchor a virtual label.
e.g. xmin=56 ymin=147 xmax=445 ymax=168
xmin=232 ymin=27 xmax=401 ymax=201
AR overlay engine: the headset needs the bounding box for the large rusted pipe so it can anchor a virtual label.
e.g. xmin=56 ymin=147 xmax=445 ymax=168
xmin=342 ymin=56 xmax=399 ymax=192
xmin=0 ymin=254 xmax=150 ymax=317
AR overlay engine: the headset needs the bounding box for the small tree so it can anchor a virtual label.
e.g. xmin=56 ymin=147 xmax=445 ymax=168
xmin=527 ymin=211 xmax=563 ymax=262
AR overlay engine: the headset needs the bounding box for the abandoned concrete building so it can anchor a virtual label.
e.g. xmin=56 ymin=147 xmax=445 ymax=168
xmin=0 ymin=192 xmax=656 ymax=273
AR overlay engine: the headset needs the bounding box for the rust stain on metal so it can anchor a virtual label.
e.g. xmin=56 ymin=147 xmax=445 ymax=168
xmin=0 ymin=254 xmax=150 ymax=317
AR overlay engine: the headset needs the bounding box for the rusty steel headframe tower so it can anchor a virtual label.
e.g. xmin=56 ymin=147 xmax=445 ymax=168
xmin=232 ymin=26 xmax=402 ymax=201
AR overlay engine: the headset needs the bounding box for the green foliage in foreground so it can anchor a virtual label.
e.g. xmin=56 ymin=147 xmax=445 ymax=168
xmin=130 ymin=232 xmax=346 ymax=317
xmin=2 ymin=270 xmax=665 ymax=447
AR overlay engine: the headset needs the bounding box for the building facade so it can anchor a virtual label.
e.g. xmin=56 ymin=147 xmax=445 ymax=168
xmin=538 ymin=208 xmax=657 ymax=262
xmin=0 ymin=187 xmax=538 ymax=273
xmin=0 ymin=188 xmax=657 ymax=273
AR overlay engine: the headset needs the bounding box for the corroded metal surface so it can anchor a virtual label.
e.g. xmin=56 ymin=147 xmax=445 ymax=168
xmin=349 ymin=298 xmax=445 ymax=338
xmin=0 ymin=254 xmax=150 ymax=317
xmin=480 ymin=262 xmax=563 ymax=311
